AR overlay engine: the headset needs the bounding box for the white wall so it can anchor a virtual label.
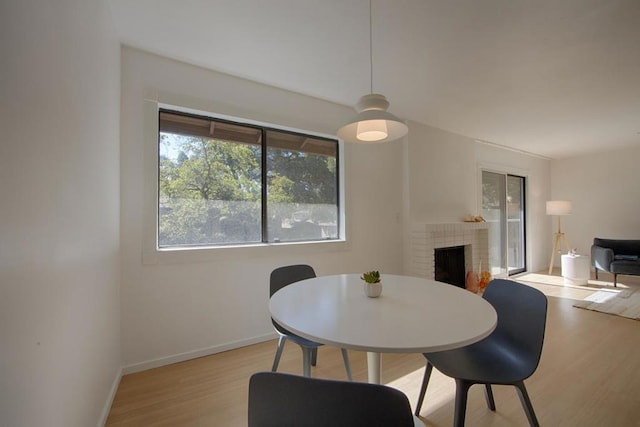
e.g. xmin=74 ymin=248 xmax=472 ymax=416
xmin=551 ymin=145 xmax=640 ymax=261
xmin=0 ymin=1 xmax=121 ymax=426
xmin=404 ymin=121 xmax=552 ymax=274
xmin=119 ymin=48 xmax=405 ymax=370
xmin=119 ymin=47 xmax=559 ymax=371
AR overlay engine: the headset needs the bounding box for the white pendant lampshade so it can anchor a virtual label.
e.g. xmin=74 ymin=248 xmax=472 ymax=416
xmin=337 ymin=94 xmax=408 ymax=143
xmin=336 ymin=0 xmax=408 ymax=144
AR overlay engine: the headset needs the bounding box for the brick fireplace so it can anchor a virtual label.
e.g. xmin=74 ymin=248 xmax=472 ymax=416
xmin=410 ymin=222 xmax=490 ymax=282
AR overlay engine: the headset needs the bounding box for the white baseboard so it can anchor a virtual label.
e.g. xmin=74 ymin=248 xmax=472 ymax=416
xmin=99 ymin=366 xmax=123 ymax=426
xmin=121 ymin=332 xmax=276 ymax=375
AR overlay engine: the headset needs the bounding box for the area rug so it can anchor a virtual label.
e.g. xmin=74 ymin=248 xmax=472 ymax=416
xmin=573 ymin=288 xmax=640 ymax=320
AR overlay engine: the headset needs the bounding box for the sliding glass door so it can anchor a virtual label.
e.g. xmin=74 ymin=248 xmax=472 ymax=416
xmin=482 ymin=171 xmax=526 ymax=277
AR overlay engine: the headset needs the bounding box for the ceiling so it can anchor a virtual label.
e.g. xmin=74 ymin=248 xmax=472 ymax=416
xmin=108 ymin=0 xmax=640 ymax=159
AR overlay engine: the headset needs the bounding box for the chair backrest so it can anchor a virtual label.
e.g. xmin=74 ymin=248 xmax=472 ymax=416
xmin=270 ymin=264 xmax=316 ymax=298
xmin=594 ymin=238 xmax=640 ymax=255
xmin=482 ymin=279 xmax=548 ymax=376
xmin=248 ymin=372 xmax=415 ymax=427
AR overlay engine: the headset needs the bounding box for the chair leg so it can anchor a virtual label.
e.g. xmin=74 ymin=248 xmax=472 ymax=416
xmin=341 ymin=348 xmax=353 ymax=381
xmin=514 ymin=381 xmax=539 ymax=427
xmin=311 ymin=347 xmax=318 ymax=366
xmin=595 ymin=269 xmax=598 ymax=280
xmin=484 ymin=384 xmax=496 ymax=411
xmin=302 ymin=347 xmax=312 ymax=377
xmin=414 ymin=361 xmax=434 ymax=416
xmin=453 ymin=379 xmax=472 ymax=427
xmin=614 ymin=273 xmax=618 ymax=287
xmin=271 ymin=336 xmax=286 ymax=371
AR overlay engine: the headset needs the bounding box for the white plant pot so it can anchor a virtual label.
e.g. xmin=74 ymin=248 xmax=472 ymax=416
xmin=364 ymin=281 xmax=383 ymax=298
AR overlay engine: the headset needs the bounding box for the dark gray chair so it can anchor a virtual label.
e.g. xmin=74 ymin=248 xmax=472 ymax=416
xmin=591 ymin=238 xmax=640 ymax=287
xmin=248 ymin=372 xmax=415 ymax=427
xmin=270 ymin=264 xmax=352 ymax=380
xmin=415 ymin=279 xmax=547 ymax=427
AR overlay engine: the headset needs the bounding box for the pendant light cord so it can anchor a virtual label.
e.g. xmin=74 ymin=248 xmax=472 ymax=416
xmin=369 ymin=0 xmax=374 ymax=94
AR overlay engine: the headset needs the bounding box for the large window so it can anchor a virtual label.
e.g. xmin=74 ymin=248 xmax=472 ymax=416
xmin=158 ymin=109 xmax=340 ymax=248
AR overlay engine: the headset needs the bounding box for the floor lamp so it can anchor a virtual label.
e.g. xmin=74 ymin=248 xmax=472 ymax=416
xmin=547 ymin=200 xmax=572 ymax=274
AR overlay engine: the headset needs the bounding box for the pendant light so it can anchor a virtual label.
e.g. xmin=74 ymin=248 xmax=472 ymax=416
xmin=337 ymin=0 xmax=408 ymax=144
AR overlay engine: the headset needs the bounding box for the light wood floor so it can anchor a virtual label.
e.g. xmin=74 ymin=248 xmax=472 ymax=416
xmin=107 ymin=271 xmax=640 ymax=426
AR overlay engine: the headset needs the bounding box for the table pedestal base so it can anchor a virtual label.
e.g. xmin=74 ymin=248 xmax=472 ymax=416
xmin=366 ymin=351 xmax=424 ymax=426
xmin=367 ymin=352 xmax=382 ymax=384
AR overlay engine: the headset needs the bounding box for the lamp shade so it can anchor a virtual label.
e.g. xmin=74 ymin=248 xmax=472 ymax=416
xmin=337 ymin=94 xmax=408 ymax=144
xmin=546 ymin=200 xmax=572 ymax=215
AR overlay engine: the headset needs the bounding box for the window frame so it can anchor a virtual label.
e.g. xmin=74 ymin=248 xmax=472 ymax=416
xmin=142 ymin=97 xmax=347 ymax=265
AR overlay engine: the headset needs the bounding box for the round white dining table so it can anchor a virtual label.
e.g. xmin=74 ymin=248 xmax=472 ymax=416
xmin=269 ymin=274 xmax=497 ymax=384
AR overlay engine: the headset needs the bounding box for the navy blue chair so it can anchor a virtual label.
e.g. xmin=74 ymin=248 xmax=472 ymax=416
xmin=415 ymin=279 xmax=547 ymax=427
xmin=248 ymin=372 xmax=415 ymax=427
xmin=270 ymin=264 xmax=352 ymax=380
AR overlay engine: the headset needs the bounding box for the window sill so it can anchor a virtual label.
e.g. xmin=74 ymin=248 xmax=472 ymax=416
xmin=142 ymin=239 xmax=350 ymax=265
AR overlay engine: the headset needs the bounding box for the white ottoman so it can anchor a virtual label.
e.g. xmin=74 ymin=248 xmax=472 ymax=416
xmin=561 ymin=254 xmax=590 ymax=285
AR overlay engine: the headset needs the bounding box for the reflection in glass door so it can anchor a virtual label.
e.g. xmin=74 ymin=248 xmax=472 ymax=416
xmin=482 ymin=171 xmax=526 ymax=277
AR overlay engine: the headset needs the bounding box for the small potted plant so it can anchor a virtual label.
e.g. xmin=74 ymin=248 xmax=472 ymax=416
xmin=361 ymin=270 xmax=383 ymax=298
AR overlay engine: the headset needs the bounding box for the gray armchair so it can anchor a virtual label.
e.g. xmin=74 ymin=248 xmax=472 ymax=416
xmin=591 ymin=238 xmax=640 ymax=287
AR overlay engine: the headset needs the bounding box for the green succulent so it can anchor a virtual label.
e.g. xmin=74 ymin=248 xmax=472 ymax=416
xmin=361 ymin=270 xmax=381 ymax=284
